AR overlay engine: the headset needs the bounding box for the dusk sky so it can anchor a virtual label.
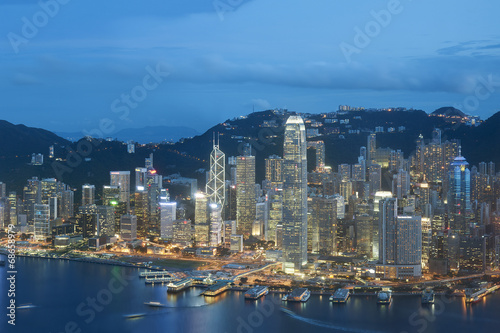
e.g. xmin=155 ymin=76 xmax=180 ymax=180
xmin=1 ymin=0 xmax=500 ymax=134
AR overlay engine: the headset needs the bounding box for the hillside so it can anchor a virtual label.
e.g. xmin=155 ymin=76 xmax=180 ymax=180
xmin=0 ymin=108 xmax=499 ymax=198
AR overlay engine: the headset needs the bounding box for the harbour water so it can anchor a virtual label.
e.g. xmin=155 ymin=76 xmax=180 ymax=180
xmin=2 ymin=257 xmax=500 ymax=333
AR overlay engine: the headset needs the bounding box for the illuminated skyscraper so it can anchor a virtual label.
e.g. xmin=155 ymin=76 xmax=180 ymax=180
xmin=282 ymin=115 xmax=308 ymax=272
xmin=82 ymin=184 xmax=95 ymax=206
xmin=209 ymin=203 xmax=223 ymax=246
xmin=206 ymin=134 xmax=226 ymax=209
xmin=34 ymin=204 xmax=50 ymax=241
xmin=110 ymin=171 xmax=130 ymax=210
xmin=367 ymin=133 xmax=376 ymax=165
xmin=265 ymin=155 xmax=283 ymax=189
xmin=448 ymin=149 xmax=471 ymax=234
xmin=194 ymin=192 xmax=210 ymax=246
xmin=120 ymin=214 xmax=137 ymax=241
xmin=160 ymin=202 xmax=176 ymax=240
xmin=236 ymin=154 xmax=256 ymax=238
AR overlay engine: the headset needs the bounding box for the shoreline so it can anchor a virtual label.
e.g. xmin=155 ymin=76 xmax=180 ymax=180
xmin=7 ymin=251 xmax=205 ymax=272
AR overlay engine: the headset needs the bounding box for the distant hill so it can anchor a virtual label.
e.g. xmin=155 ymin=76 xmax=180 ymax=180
xmin=0 ymin=120 xmax=69 ymax=157
xmin=57 ymin=126 xmax=199 ymax=144
xmin=431 ymin=106 xmax=467 ymax=118
xmin=1 ymin=108 xmax=500 ymax=199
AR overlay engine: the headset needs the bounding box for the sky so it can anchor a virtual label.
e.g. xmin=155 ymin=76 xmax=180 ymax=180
xmin=1 ymin=0 xmax=500 ymax=134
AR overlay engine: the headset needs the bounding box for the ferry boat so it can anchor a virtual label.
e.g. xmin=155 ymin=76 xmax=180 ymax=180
xmin=123 ymin=313 xmax=146 ymax=319
xmin=329 ymin=288 xmax=350 ymax=303
xmin=286 ymin=288 xmax=311 ymax=302
xmin=144 ymin=301 xmax=165 ymax=307
xmin=377 ymin=288 xmax=392 ymax=305
xmin=421 ymin=288 xmax=435 ymax=304
xmin=17 ymin=304 xmax=36 ymax=309
xmin=244 ymin=286 xmax=269 ymax=300
xmin=281 ymin=294 xmax=289 ymax=301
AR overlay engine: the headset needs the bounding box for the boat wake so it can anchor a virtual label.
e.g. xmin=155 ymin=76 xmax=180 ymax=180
xmin=280 ymin=307 xmax=386 ymax=333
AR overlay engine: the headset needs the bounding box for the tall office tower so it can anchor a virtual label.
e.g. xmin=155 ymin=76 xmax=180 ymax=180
xmin=225 ymin=185 xmax=237 ymax=221
xmin=368 ymin=164 xmax=382 ymax=195
xmin=60 ymin=190 xmax=74 ymax=220
xmin=470 ymin=167 xmax=488 ymax=202
xmin=41 ymin=178 xmax=61 ymax=205
xmin=0 ymin=182 xmax=6 ymax=198
xmin=307 ymin=141 xmax=325 ymax=171
xmin=120 ymin=214 xmax=137 ymax=241
xmin=102 ymin=185 xmax=120 ymax=206
xmin=432 ymin=128 xmax=442 ymax=145
xmin=160 ymin=202 xmax=176 ymax=240
xmin=194 ymin=192 xmax=209 ymax=246
xmin=146 ymin=183 xmax=160 ymax=236
xmin=340 ymin=181 xmax=353 ymax=201
xmin=206 ymin=135 xmax=226 ymax=208
xmin=97 ymin=205 xmax=115 ymax=237
xmin=23 ymin=177 xmax=41 ymax=225
xmin=236 ymin=154 xmax=256 ymax=238
xmin=253 ymin=201 xmax=268 ymax=240
xmin=267 ymin=189 xmax=283 ymax=244
xmin=414 ymin=135 xmax=425 ymax=175
xmin=367 ymin=133 xmax=377 ymax=165
xmin=310 ymin=197 xmax=337 ymax=255
xmin=145 ymin=153 xmax=154 ymax=169
xmin=77 ymin=204 xmax=98 ymax=236
xmin=378 ymin=198 xmax=422 ymax=279
xmin=488 ymin=161 xmax=496 ymax=178
xmin=479 ymin=162 xmax=487 ymax=175
xmin=360 ymin=146 xmax=367 ymax=161
xmin=282 ymin=115 xmax=308 ymax=273
xmin=338 ymin=164 xmax=351 ymax=182
xmin=265 ymin=155 xmax=284 ymax=189
xmin=355 ymin=213 xmax=373 ymax=257
xmin=135 ymin=167 xmax=148 ymax=191
xmin=448 ymin=150 xmax=471 ymax=234
xmin=82 ymin=184 xmax=95 ymax=206
xmin=173 ymin=219 xmax=193 ymax=247
xmin=0 ymin=198 xmax=9 ymax=228
xmin=421 ymin=217 xmax=432 ymax=270
xmin=352 ymin=162 xmax=365 ymax=182
xmin=392 ymin=170 xmax=410 ymax=199
xmin=34 ymin=204 xmax=50 ymax=241
xmin=209 ymin=203 xmax=223 ymax=246
xmin=8 ymin=192 xmax=18 ymax=226
xmin=423 ymin=143 xmax=443 ymax=182
xmin=134 ymin=190 xmax=149 ymax=237
xmin=110 ymin=171 xmax=131 ymax=211
xmin=389 ymin=150 xmax=404 ymax=172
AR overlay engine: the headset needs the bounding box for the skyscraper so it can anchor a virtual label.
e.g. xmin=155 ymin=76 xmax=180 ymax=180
xmin=282 ymin=115 xmax=308 ymax=272
xmin=367 ymin=133 xmax=376 ymax=165
xmin=236 ymin=154 xmax=256 ymax=238
xmin=110 ymin=171 xmax=130 ymax=211
xmin=82 ymin=184 xmax=95 ymax=206
xmin=378 ymin=198 xmax=422 ymax=279
xmin=206 ymin=134 xmax=226 ymax=208
xmin=448 ymin=149 xmax=471 ymax=234
xmin=34 ymin=204 xmax=50 ymax=241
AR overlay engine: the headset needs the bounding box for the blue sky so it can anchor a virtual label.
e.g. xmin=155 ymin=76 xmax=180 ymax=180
xmin=1 ymin=0 xmax=500 ymax=133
